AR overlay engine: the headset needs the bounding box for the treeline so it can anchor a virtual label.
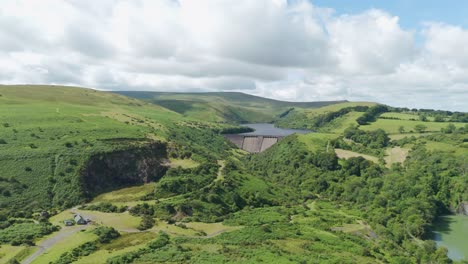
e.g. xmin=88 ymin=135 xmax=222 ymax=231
xmin=217 ymin=126 xmax=254 ymax=134
xmin=245 ymin=135 xmax=459 ymax=263
xmin=343 ymin=126 xmax=390 ymax=148
xmin=311 ymin=105 xmax=370 ymax=128
xmin=390 ymin=107 xmax=468 ymax=123
xmin=356 ymin=105 xmax=389 ymax=125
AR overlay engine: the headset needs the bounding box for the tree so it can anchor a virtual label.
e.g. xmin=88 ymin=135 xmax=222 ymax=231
xmin=414 ymin=124 xmax=427 ymax=133
xmin=398 ymin=126 xmax=405 ymax=134
xmin=434 ymin=115 xmax=445 ymax=122
xmin=138 ymin=215 xmax=155 ymax=230
xmin=93 ymin=227 xmax=120 ymax=243
xmin=444 ymin=123 xmax=456 ymax=134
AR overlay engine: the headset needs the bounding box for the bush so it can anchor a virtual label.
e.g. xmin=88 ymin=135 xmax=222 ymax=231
xmin=138 ymin=215 xmax=155 ymax=231
xmin=93 ymin=226 xmax=120 ymax=244
xmin=147 ymin=231 xmax=170 ymax=249
xmin=82 ymin=202 xmax=118 ymax=213
xmin=0 ymin=139 xmax=6 ymax=144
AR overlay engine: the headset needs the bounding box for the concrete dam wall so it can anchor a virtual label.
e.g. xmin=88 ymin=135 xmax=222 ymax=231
xmin=224 ymin=135 xmax=284 ymax=153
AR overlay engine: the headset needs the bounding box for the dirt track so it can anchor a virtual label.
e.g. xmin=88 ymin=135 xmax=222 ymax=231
xmin=22 ymin=225 xmax=88 ymax=264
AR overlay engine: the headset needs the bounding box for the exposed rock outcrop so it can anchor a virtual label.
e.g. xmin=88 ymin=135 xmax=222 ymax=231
xmin=81 ymin=142 xmax=168 ymax=198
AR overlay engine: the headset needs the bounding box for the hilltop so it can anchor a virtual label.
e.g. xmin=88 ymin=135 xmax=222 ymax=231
xmin=116 ymin=91 xmax=346 ymax=123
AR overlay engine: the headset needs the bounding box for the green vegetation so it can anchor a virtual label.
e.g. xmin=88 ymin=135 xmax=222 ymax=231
xmin=0 ymin=85 xmax=467 ymax=263
xmin=0 ymin=223 xmax=58 ymax=245
xmin=118 ymin=91 xmax=345 ymax=123
xmin=53 ymin=227 xmax=120 ymax=264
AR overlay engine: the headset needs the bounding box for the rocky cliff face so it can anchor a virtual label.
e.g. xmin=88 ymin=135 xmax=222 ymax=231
xmin=81 ymin=142 xmax=168 ymax=198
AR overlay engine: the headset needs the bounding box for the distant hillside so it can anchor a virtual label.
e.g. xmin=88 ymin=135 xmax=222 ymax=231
xmin=115 ymin=91 xmax=347 ymax=123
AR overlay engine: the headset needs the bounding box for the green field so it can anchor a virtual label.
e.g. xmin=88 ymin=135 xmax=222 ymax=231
xmin=31 ymin=229 xmax=97 ymax=264
xmin=380 ymin=112 xmax=420 ymax=120
xmin=360 ymin=118 xmax=467 ymax=134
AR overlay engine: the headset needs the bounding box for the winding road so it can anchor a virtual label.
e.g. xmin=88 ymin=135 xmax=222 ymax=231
xmin=22 ymin=225 xmax=88 ymax=264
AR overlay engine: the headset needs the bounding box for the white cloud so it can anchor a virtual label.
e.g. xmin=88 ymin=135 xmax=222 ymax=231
xmin=328 ymin=9 xmax=415 ymax=74
xmin=0 ymin=0 xmax=466 ymax=111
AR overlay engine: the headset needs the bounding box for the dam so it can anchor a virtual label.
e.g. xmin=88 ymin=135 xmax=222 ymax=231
xmin=224 ymin=134 xmax=284 ymax=153
xmin=224 ymin=123 xmax=311 ymax=153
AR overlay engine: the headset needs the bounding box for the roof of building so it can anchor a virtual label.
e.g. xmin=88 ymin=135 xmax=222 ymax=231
xmin=74 ymin=214 xmax=85 ymax=222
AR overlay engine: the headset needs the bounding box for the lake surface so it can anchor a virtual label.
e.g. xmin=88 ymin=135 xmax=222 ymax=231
xmin=432 ymin=215 xmax=468 ymax=261
xmin=240 ymin=123 xmax=311 ymax=136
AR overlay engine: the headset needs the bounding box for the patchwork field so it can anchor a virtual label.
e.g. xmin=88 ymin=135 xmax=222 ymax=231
xmin=361 ymin=118 xmax=467 ymax=134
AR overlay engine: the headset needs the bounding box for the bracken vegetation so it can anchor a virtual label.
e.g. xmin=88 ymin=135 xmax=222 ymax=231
xmin=0 ymin=85 xmax=467 ymax=263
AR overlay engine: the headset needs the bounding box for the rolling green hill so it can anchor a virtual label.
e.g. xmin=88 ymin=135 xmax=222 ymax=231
xmin=1 ymin=85 xmax=467 ymax=263
xmin=116 ymin=91 xmax=347 ymax=123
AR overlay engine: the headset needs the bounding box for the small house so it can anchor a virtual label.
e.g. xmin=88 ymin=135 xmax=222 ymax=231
xmin=74 ymin=214 xmax=86 ymax=225
xmin=64 ymin=220 xmax=74 ymax=226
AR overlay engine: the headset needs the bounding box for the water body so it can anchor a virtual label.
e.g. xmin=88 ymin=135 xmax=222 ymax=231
xmin=432 ymin=215 xmax=468 ymax=261
xmin=240 ymin=123 xmax=311 ymax=136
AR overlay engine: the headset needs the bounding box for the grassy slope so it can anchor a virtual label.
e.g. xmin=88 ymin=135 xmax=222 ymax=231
xmin=2 ymin=86 xmax=467 ymax=263
xmin=116 ymin=91 xmax=346 ymax=123
xmin=0 ymin=85 xmax=184 ymax=212
xmin=286 ymin=101 xmax=467 ymax=162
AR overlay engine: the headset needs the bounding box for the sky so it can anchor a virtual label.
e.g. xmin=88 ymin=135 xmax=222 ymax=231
xmin=0 ymin=0 xmax=467 ymax=111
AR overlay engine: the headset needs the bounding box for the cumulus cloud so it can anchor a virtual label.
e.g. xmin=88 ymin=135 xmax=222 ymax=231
xmin=0 ymin=0 xmax=467 ymax=111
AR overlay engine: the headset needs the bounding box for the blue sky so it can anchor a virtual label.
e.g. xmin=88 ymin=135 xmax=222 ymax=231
xmin=312 ymin=0 xmax=468 ymax=28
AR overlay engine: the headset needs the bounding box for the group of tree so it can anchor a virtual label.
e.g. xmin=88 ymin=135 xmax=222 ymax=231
xmin=356 ymin=105 xmax=389 ymax=125
xmin=343 ymin=126 xmax=390 ymax=148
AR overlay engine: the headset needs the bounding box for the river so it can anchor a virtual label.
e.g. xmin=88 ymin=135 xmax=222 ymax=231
xmin=432 ymin=215 xmax=468 ymax=261
xmin=240 ymin=123 xmax=311 ymax=136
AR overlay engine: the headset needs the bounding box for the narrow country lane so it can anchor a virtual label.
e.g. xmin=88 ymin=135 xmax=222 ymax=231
xmin=22 ymin=225 xmax=88 ymax=264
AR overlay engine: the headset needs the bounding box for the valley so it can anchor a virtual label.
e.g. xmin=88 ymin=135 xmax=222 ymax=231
xmin=0 ymin=85 xmax=467 ymax=263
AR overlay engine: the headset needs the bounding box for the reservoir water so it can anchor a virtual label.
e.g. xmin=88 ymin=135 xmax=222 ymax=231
xmin=240 ymin=123 xmax=311 ymax=136
xmin=432 ymin=215 xmax=468 ymax=261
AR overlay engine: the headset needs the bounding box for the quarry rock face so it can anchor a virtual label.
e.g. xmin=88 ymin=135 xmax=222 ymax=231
xmin=81 ymin=142 xmax=168 ymax=197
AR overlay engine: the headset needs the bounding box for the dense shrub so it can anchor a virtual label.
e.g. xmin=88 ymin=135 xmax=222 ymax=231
xmin=344 ymin=127 xmax=390 ymax=148
xmin=94 ymin=226 xmax=120 ymax=243
xmin=138 ymin=215 xmax=155 ymax=231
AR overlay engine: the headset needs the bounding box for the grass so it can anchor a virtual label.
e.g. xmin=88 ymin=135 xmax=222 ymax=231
xmin=384 ymin=147 xmax=409 ymax=166
xmin=424 ymin=141 xmax=467 ymax=155
xmin=388 ymin=133 xmax=430 ymax=140
xmin=184 ymin=222 xmax=241 ymax=236
xmin=302 ymin=102 xmax=377 ymax=118
xmin=149 ymin=221 xmax=199 ymax=236
xmin=0 ymin=85 xmax=186 ymax=211
xmin=380 ymin=112 xmax=420 ymax=120
xmin=50 ymin=209 xmax=141 ymax=230
xmin=297 ymin=133 xmax=339 ymax=152
xmin=31 ymin=229 xmax=97 ymax=264
xmin=326 ymin=111 xmax=365 ymax=133
xmin=335 ymin=149 xmax=379 ymax=163
xmin=360 ymin=119 xmax=467 ymax=134
xmin=0 ymin=245 xmax=27 ymax=264
xmin=76 ymin=210 xmax=141 ymax=231
xmin=74 ymin=232 xmax=157 ymax=264
xmin=118 ymin=91 xmax=346 ymax=123
xmin=168 ymin=158 xmax=200 ymax=169
xmin=92 ymin=183 xmax=156 ymax=203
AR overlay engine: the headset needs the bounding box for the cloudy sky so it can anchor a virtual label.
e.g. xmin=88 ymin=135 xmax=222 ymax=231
xmin=1 ymin=0 xmax=467 ymax=111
